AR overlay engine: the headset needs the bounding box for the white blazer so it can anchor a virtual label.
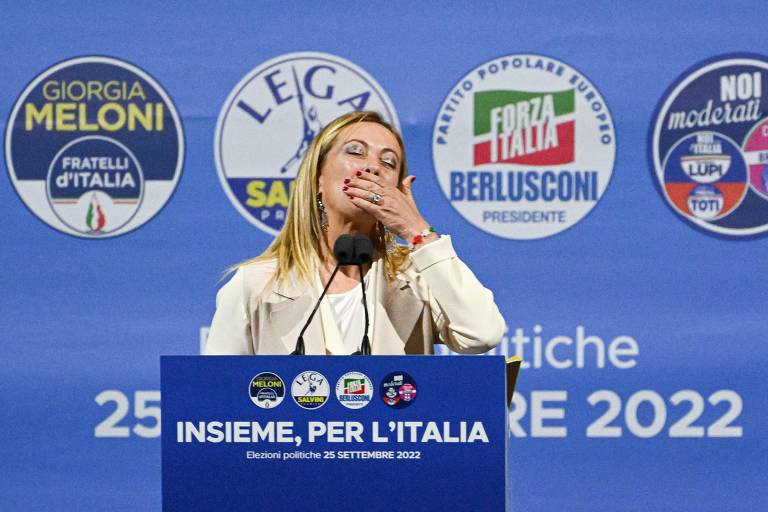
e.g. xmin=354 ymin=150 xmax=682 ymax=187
xmin=204 ymin=236 xmax=505 ymax=355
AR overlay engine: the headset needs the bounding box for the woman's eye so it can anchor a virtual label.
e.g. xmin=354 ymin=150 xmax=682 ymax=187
xmin=382 ymin=158 xmax=396 ymax=168
xmin=345 ymin=145 xmax=364 ymax=155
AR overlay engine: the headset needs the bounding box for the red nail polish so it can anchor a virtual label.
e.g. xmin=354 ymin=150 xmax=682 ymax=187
xmin=356 ymin=170 xmax=362 ymax=176
xmin=344 ymin=178 xmax=350 ymax=184
xmin=342 ymin=186 xmax=348 ymax=191
xmin=411 ymin=176 xmax=416 ymax=182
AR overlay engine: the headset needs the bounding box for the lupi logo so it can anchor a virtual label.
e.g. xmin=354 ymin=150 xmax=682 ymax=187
xmin=4 ymin=56 xmax=184 ymax=238
xmin=649 ymin=53 xmax=768 ymax=238
xmin=433 ymin=54 xmax=615 ymax=240
xmin=214 ymin=51 xmax=399 ymax=235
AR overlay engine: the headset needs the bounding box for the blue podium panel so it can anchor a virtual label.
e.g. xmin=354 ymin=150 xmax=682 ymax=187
xmin=161 ymin=356 xmax=507 ymax=511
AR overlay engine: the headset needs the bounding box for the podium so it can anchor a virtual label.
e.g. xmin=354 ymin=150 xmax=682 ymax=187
xmin=162 ymin=355 xmax=508 ymax=511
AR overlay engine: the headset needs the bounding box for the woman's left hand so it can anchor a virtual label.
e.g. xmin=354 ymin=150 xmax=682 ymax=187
xmin=344 ymin=170 xmax=430 ymax=241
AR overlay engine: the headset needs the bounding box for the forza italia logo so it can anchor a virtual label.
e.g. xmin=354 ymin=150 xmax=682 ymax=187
xmin=433 ymin=54 xmax=615 ymax=240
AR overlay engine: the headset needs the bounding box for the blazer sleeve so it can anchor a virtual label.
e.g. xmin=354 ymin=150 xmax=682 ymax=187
xmin=204 ymin=268 xmax=253 ymax=355
xmin=408 ymin=235 xmax=505 ymax=354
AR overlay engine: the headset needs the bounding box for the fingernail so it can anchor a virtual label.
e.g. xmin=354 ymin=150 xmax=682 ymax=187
xmin=412 ymin=176 xmax=416 ymax=182
xmin=356 ymin=171 xmax=362 ymax=176
xmin=343 ymin=178 xmax=350 ymax=184
xmin=342 ymin=186 xmax=348 ymax=191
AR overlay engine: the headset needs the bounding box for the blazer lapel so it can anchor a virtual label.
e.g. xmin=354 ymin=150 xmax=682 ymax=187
xmin=263 ymin=276 xmax=325 ymax=355
xmin=373 ymin=264 xmax=425 ymax=354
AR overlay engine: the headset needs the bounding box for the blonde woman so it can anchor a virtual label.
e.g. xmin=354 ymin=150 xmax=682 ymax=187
xmin=205 ymin=111 xmax=504 ymax=355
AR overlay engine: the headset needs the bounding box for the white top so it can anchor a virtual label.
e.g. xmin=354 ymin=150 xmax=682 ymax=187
xmin=326 ymin=275 xmax=370 ymax=354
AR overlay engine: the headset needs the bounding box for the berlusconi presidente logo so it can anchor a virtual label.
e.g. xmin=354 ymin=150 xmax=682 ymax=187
xmin=214 ymin=51 xmax=399 ymax=235
xmin=4 ymin=56 xmax=184 ymax=238
xmin=335 ymin=371 xmax=373 ymax=410
xmin=649 ymin=53 xmax=768 ymax=238
xmin=432 ymin=54 xmax=616 ymax=240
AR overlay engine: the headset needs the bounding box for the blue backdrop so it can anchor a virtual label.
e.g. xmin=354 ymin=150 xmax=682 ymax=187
xmin=1 ymin=2 xmax=766 ymax=511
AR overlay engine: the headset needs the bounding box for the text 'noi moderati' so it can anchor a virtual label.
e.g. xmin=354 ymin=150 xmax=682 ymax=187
xmin=176 ymin=421 xmax=489 ymax=444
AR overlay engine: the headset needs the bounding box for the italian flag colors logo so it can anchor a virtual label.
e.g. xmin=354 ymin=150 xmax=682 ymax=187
xmin=473 ymin=89 xmax=575 ymax=166
xmin=85 ymin=194 xmax=106 ymax=232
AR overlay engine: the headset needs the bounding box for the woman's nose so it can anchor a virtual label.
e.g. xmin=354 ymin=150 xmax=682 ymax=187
xmin=363 ymin=162 xmax=380 ymax=176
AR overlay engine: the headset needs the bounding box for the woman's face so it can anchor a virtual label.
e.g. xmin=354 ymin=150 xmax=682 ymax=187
xmin=318 ymin=121 xmax=402 ymax=222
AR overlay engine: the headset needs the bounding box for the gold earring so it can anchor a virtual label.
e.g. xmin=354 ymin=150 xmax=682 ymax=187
xmin=317 ymin=192 xmax=328 ymax=232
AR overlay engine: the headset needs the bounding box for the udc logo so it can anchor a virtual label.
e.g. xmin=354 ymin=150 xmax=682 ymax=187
xmin=291 ymin=371 xmax=330 ymax=410
xmin=432 ymin=54 xmax=615 ymax=240
xmin=249 ymin=372 xmax=286 ymax=409
xmin=649 ymin=53 xmax=768 ymax=238
xmin=4 ymin=56 xmax=184 ymax=238
xmin=215 ymin=51 xmax=399 ymax=235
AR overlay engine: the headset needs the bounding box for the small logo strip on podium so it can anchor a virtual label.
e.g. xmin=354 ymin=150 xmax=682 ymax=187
xmin=249 ymin=372 xmax=285 ymax=409
xmin=380 ymin=371 xmax=418 ymax=409
xmin=335 ymin=372 xmax=373 ymax=409
xmin=291 ymin=371 xmax=330 ymax=410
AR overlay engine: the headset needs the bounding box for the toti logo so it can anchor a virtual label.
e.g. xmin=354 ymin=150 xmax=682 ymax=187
xmin=214 ymin=51 xmax=399 ymax=235
xmin=649 ymin=53 xmax=768 ymax=238
xmin=432 ymin=54 xmax=615 ymax=240
xmin=4 ymin=56 xmax=184 ymax=238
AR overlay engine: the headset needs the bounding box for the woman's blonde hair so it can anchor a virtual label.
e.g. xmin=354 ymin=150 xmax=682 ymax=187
xmin=235 ymin=111 xmax=410 ymax=282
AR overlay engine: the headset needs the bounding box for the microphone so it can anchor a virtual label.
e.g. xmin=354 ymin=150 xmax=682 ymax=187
xmin=352 ymin=235 xmax=373 ymax=356
xmin=291 ymin=235 xmax=355 ymax=355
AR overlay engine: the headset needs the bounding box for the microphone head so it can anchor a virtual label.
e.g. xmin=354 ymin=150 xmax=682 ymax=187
xmin=353 ymin=235 xmax=374 ymax=264
xmin=333 ymin=234 xmax=357 ymax=265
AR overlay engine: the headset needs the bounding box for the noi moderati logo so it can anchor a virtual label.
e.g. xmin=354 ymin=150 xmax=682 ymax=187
xmin=649 ymin=53 xmax=768 ymax=238
xmin=4 ymin=55 xmax=184 ymax=238
xmin=432 ymin=54 xmax=616 ymax=240
xmin=214 ymin=51 xmax=398 ymax=235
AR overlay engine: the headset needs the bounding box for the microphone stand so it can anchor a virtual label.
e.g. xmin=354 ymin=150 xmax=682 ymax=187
xmin=356 ymin=263 xmax=371 ymax=355
xmin=291 ymin=265 xmax=340 ymax=355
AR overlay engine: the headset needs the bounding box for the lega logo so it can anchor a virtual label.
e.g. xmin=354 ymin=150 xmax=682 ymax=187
xmin=214 ymin=51 xmax=399 ymax=235
xmin=291 ymin=371 xmax=330 ymax=410
xmin=432 ymin=54 xmax=616 ymax=240
xmin=649 ymin=53 xmax=768 ymax=238
xmin=4 ymin=56 xmax=184 ymax=238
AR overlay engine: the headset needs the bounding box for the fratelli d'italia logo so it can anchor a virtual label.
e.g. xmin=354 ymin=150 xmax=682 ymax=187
xmin=215 ymin=51 xmax=399 ymax=235
xmin=4 ymin=56 xmax=184 ymax=238
xmin=433 ymin=54 xmax=615 ymax=240
xmin=649 ymin=53 xmax=768 ymax=238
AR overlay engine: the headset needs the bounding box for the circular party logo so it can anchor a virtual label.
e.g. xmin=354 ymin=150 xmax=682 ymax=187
xmin=649 ymin=53 xmax=768 ymax=238
xmin=432 ymin=54 xmax=615 ymax=240
xmin=215 ymin=51 xmax=399 ymax=235
xmin=291 ymin=371 xmax=330 ymax=410
xmin=249 ymin=372 xmax=286 ymax=409
xmin=335 ymin=371 xmax=373 ymax=410
xmin=380 ymin=371 xmax=418 ymax=409
xmin=5 ymin=56 xmax=184 ymax=238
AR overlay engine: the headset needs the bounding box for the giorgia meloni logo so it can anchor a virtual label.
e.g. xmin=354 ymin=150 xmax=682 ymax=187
xmin=432 ymin=54 xmax=616 ymax=240
xmin=214 ymin=51 xmax=399 ymax=235
xmin=4 ymin=56 xmax=184 ymax=238
xmin=649 ymin=53 xmax=768 ymax=238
